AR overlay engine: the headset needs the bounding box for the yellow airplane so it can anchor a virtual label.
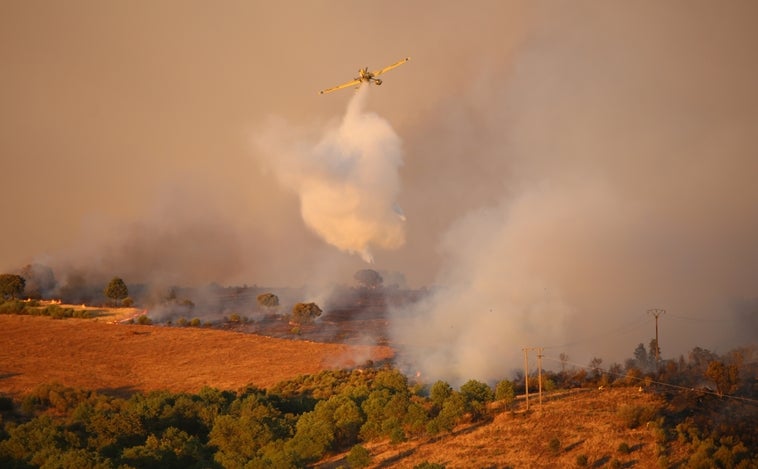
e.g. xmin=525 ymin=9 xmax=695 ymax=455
xmin=319 ymin=57 xmax=410 ymax=95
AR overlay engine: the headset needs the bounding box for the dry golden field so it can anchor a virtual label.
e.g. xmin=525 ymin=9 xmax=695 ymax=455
xmin=0 ymin=312 xmax=392 ymax=397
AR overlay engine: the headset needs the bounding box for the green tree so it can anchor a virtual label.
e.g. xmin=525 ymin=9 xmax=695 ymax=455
xmin=346 ymin=444 xmax=371 ymax=468
xmin=285 ymin=411 xmax=334 ymax=464
xmin=429 ymin=380 xmax=453 ymax=409
xmin=705 ymin=360 xmax=739 ymax=396
xmin=104 ymin=277 xmax=129 ymax=306
xmin=0 ymin=273 xmax=25 ymax=300
xmin=353 ymin=269 xmax=383 ymax=289
xmin=291 ymin=302 xmax=322 ymax=324
xmin=459 ymin=380 xmax=493 ymax=420
xmin=495 ymin=379 xmax=515 ymax=409
xmin=257 ymin=293 xmax=280 ymax=309
xmin=427 ymin=392 xmax=465 ymax=434
xmin=208 ymin=394 xmax=283 ymax=467
xmin=312 ymin=395 xmax=364 ymax=449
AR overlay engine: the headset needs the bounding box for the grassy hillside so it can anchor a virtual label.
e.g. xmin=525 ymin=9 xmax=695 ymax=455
xmin=323 ymin=387 xmax=755 ymax=468
xmin=0 ymin=314 xmax=392 ymax=396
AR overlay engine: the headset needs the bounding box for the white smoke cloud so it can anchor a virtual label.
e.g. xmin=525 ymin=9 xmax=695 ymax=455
xmin=391 ymin=3 xmax=758 ymax=385
xmin=255 ymin=85 xmax=405 ymax=263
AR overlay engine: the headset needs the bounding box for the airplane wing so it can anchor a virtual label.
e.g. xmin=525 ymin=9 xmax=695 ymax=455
xmin=319 ymin=78 xmax=361 ymax=95
xmin=372 ymin=57 xmax=410 ymax=77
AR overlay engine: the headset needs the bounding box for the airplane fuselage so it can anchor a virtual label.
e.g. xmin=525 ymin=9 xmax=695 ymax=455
xmin=358 ymin=68 xmax=373 ymax=81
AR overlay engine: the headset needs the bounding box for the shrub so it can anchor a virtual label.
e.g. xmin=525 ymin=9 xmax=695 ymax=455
xmin=617 ymin=404 xmax=658 ymax=429
xmin=189 ymin=318 xmax=201 ymax=327
xmin=576 ymin=454 xmax=588 ymax=467
xmin=549 ymin=437 xmax=561 ymax=455
xmin=346 ymin=444 xmax=371 ymax=468
xmin=414 ymin=463 xmax=446 ymax=469
xmin=136 ymin=315 xmax=152 ymax=325
xmin=73 ymin=309 xmax=92 ymax=319
xmin=617 ymin=442 xmax=630 ymax=454
xmin=0 ymin=299 xmax=27 ymax=314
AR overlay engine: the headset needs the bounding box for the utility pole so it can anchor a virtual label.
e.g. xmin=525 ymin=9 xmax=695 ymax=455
xmin=522 ymin=347 xmax=530 ymax=411
xmin=647 ymin=309 xmax=666 ymax=364
xmin=523 ymin=347 xmax=544 ymax=412
xmin=536 ymin=347 xmax=544 ymax=409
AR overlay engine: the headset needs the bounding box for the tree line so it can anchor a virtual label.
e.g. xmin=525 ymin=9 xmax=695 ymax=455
xmin=0 ymin=367 xmax=512 ymax=468
xmin=1 ymin=345 xmax=755 ymax=469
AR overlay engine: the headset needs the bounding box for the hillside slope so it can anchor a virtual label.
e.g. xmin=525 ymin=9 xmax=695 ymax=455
xmin=0 ymin=314 xmax=392 ymax=396
xmin=323 ymin=388 xmax=697 ymax=468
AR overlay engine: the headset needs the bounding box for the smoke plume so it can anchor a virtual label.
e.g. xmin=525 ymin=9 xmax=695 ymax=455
xmin=391 ymin=2 xmax=758 ymax=385
xmin=255 ymin=85 xmax=405 ymax=263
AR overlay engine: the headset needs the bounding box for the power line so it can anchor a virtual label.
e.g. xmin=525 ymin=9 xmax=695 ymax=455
xmin=667 ymin=312 xmax=733 ymax=323
xmin=542 ymin=355 xmax=758 ymax=406
xmin=543 ymin=313 xmax=650 ymax=350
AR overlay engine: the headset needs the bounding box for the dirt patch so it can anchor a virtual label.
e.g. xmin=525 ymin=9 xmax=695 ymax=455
xmin=0 ymin=314 xmax=393 ymax=397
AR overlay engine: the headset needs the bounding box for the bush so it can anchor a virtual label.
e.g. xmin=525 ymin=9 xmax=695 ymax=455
xmin=576 ymin=454 xmax=588 ymax=467
xmin=549 ymin=437 xmax=561 ymax=455
xmin=346 ymin=444 xmax=371 ymax=468
xmin=617 ymin=442 xmax=630 ymax=454
xmin=414 ymin=463 xmax=446 ymax=469
xmin=189 ymin=318 xmax=201 ymax=327
xmin=136 ymin=315 xmax=152 ymax=325
xmin=0 ymin=300 xmax=28 ymax=315
xmin=617 ymin=404 xmax=658 ymax=429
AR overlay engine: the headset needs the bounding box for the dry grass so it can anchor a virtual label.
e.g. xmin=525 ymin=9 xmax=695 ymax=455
xmin=322 ymin=388 xmax=678 ymax=469
xmin=0 ymin=313 xmax=392 ymax=397
xmin=0 ymin=309 xmax=693 ymax=468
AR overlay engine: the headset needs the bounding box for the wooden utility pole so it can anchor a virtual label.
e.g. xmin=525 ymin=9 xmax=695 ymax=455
xmin=523 ymin=347 xmax=530 ymax=411
xmin=536 ymin=347 xmax=544 ymax=408
xmin=523 ymin=347 xmax=545 ymax=411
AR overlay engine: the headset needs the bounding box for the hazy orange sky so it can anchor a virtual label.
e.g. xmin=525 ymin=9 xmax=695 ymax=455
xmin=2 ymin=1 xmax=757 ymax=369
xmin=1 ymin=1 xmax=528 ymax=286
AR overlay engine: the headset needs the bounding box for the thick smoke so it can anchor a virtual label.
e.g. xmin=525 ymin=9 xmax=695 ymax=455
xmin=392 ymin=2 xmax=758 ymax=385
xmin=255 ymin=85 xmax=405 ymax=263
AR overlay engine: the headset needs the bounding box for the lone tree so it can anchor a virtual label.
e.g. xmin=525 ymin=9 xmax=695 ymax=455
xmin=291 ymin=302 xmax=322 ymax=324
xmin=353 ymin=269 xmax=383 ymax=289
xmin=104 ymin=277 xmax=129 ymax=306
xmin=0 ymin=274 xmax=25 ymax=300
xmin=257 ymin=292 xmax=280 ymax=309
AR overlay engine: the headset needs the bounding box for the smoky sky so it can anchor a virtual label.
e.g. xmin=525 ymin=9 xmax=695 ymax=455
xmin=2 ymin=2 xmax=757 ymax=380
